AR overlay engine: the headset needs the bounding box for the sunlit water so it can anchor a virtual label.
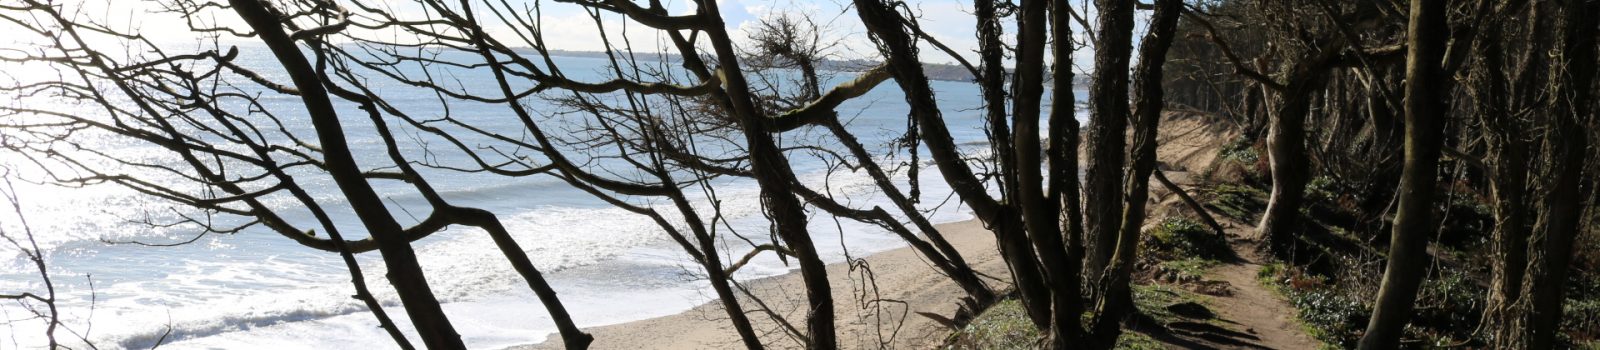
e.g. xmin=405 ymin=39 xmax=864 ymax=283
xmin=0 ymin=47 xmax=1088 ymax=349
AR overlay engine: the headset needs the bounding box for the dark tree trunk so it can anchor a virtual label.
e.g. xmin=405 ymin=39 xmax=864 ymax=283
xmin=1476 ymin=26 xmax=1531 ymax=345
xmin=1358 ymin=0 xmax=1449 ymax=346
xmin=695 ymin=225 xmax=764 ymax=350
xmin=227 ymin=1 xmax=466 ymax=348
xmin=853 ymin=0 xmax=1053 ymax=330
xmin=972 ymin=0 xmax=1055 ymax=328
xmin=703 ymin=19 xmax=837 ymax=350
xmin=1255 ymin=79 xmax=1313 ymax=257
xmin=1505 ymin=1 xmax=1597 ymax=347
xmin=1090 ymin=0 xmax=1180 ymax=347
xmin=1047 ymin=0 xmax=1086 ymax=346
xmin=1011 ymin=0 xmax=1079 ymax=345
xmin=1083 ymin=0 xmax=1136 ymax=287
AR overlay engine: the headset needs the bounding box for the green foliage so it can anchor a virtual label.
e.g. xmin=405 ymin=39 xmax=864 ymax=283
xmin=1258 ymin=263 xmax=1366 ymax=347
xmin=1218 ymin=136 xmax=1260 ymax=164
xmin=1566 ymin=298 xmax=1600 ymax=345
xmin=1205 ymin=136 xmax=1268 ymax=185
xmin=1411 ymin=273 xmax=1484 ymax=339
xmin=946 ymin=299 xmax=1041 ymax=349
xmin=1144 ymin=217 xmax=1232 ymax=261
xmin=1304 ymin=176 xmax=1338 ymax=204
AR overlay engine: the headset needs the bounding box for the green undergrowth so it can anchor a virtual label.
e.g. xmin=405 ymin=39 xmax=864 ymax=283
xmin=1258 ymin=263 xmax=1494 ymax=348
xmin=1202 ymin=183 xmax=1267 ymax=222
xmin=944 ymin=284 xmax=1214 ymax=349
xmin=1131 ymin=283 xmax=1209 ymax=325
xmin=945 ymin=298 xmax=1040 ymax=349
xmin=1566 ymin=297 xmax=1600 ymax=346
xmin=1144 ymin=217 xmax=1233 ymax=261
xmin=1114 ymin=332 xmax=1165 ymax=350
xmin=1258 ymin=263 xmax=1366 ymax=348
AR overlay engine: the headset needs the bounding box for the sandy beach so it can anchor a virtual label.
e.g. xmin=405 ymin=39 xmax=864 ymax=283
xmin=517 ymin=219 xmax=1010 ymax=350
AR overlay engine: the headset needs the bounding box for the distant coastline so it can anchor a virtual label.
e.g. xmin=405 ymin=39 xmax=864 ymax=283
xmin=535 ymin=48 xmax=1091 ymax=87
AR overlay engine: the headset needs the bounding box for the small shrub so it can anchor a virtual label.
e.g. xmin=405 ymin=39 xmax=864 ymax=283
xmin=1287 ymin=289 xmax=1366 ymax=347
xmin=1305 ymin=176 xmax=1338 ymax=203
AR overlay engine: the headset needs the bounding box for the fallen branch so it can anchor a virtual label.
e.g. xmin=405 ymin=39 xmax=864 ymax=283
xmin=1153 ymin=169 xmax=1229 ymax=237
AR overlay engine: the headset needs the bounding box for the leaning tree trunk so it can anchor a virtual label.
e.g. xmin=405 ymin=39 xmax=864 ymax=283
xmin=1359 ymin=0 xmax=1449 ymax=347
xmin=853 ymin=0 xmax=1054 ymax=330
xmin=692 ymin=2 xmax=837 ymax=347
xmin=1083 ymin=0 xmax=1136 ymax=285
xmin=227 ymin=1 xmax=466 ymax=348
xmin=1089 ymin=0 xmax=1180 ymax=347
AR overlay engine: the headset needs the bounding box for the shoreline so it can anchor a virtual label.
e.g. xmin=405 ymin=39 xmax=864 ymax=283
xmin=514 ymin=111 xmax=1233 ymax=349
xmin=515 ymin=219 xmax=1008 ymax=350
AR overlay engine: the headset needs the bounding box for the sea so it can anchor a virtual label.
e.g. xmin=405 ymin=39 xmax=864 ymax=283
xmin=0 ymin=46 xmax=1088 ymax=349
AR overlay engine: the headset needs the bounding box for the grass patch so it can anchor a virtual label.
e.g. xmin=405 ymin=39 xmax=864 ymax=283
xmin=1204 ymin=184 xmax=1267 ymax=221
xmin=946 ymin=285 xmax=1215 ymax=349
xmin=1133 ymin=283 xmax=1208 ymax=325
xmin=1144 ymin=217 xmax=1233 ymax=261
xmin=1115 ymin=332 xmax=1165 ymax=350
xmin=1153 ymin=257 xmax=1218 ymax=284
xmin=946 ymin=298 xmax=1041 ymax=349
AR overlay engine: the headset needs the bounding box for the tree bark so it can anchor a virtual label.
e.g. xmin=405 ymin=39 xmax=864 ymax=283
xmin=1012 ymin=0 xmax=1080 ymax=345
xmin=1090 ymin=0 xmax=1180 ymax=346
xmin=1358 ymin=0 xmax=1449 ymax=347
xmin=1083 ymin=0 xmax=1136 ymax=288
xmin=1475 ymin=24 xmax=1531 ymax=345
xmin=1503 ymin=1 xmax=1597 ymax=347
xmin=1255 ymin=79 xmax=1313 ymax=257
xmin=1047 ymin=0 xmax=1086 ymax=345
